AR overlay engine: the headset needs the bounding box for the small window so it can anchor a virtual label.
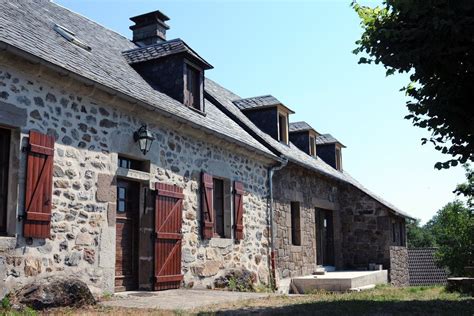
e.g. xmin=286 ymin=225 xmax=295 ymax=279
xmin=118 ymin=155 xmax=145 ymax=171
xmin=399 ymin=222 xmax=405 ymax=246
xmin=278 ymin=113 xmax=288 ymax=144
xmin=213 ymin=177 xmax=231 ymax=238
xmin=335 ymin=148 xmax=342 ymax=171
xmin=309 ymin=136 xmax=316 ymax=157
xmin=392 ymin=222 xmax=397 ymax=243
xmin=117 ymin=187 xmax=126 ymax=213
xmin=291 ymin=202 xmax=301 ymax=246
xmin=0 ymin=128 xmax=10 ymax=234
xmin=184 ymin=64 xmax=201 ymax=110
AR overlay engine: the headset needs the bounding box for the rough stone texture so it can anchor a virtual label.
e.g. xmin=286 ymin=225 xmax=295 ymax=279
xmin=273 ymin=163 xmax=407 ymax=282
xmin=12 ymin=277 xmax=95 ymax=309
xmin=338 ymin=183 xmax=406 ymax=270
xmin=273 ymin=163 xmax=339 ymax=279
xmin=0 ymin=63 xmax=271 ymax=295
xmin=390 ymin=246 xmax=409 ymax=287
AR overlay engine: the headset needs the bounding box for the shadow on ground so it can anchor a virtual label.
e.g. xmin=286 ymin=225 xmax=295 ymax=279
xmin=198 ymin=299 xmax=474 ymax=316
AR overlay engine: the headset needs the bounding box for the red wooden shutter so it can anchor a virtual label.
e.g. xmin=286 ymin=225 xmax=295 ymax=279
xmin=201 ymin=172 xmax=214 ymax=239
xmin=154 ymin=183 xmax=184 ymax=290
xmin=24 ymin=131 xmax=55 ymax=238
xmin=234 ymin=181 xmax=244 ymax=240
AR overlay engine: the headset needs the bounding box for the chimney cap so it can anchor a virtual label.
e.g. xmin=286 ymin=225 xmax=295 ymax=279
xmin=130 ymin=10 xmax=170 ymax=31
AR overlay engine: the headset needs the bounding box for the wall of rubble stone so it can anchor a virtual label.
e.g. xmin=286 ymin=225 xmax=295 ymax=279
xmin=272 ymin=163 xmax=341 ymax=280
xmin=0 ymin=55 xmax=272 ymax=297
xmin=338 ymin=183 xmax=406 ymax=270
xmin=389 ymin=246 xmax=409 ymax=286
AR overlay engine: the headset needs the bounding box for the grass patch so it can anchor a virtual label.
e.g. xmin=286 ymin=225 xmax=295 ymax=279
xmin=2 ymin=286 xmax=472 ymax=315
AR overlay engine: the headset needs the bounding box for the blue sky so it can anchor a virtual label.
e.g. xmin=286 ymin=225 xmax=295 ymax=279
xmin=55 ymin=0 xmax=466 ymax=223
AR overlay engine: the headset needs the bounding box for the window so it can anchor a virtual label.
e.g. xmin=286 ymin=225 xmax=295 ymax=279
xmin=278 ymin=113 xmax=288 ymax=144
xmin=399 ymin=222 xmax=405 ymax=246
xmin=309 ymin=136 xmax=316 ymax=157
xmin=392 ymin=222 xmax=397 ymax=243
xmin=117 ymin=187 xmax=126 ymax=213
xmin=291 ymin=202 xmax=301 ymax=246
xmin=212 ymin=178 xmax=231 ymax=238
xmin=118 ymin=155 xmax=145 ymax=171
xmin=0 ymin=128 xmax=10 ymax=234
xmin=335 ymin=148 xmax=342 ymax=171
xmin=184 ymin=64 xmax=201 ymax=110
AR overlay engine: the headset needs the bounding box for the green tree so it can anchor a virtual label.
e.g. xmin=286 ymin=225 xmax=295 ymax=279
xmin=454 ymin=164 xmax=474 ymax=207
xmin=352 ymin=1 xmax=474 ymax=169
xmin=426 ymin=201 xmax=474 ymax=276
xmin=406 ymin=218 xmax=435 ymax=248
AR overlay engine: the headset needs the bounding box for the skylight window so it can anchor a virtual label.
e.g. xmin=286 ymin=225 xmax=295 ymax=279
xmin=53 ymin=24 xmax=91 ymax=52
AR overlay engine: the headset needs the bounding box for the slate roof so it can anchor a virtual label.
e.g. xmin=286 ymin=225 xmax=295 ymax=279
xmin=205 ymin=79 xmax=413 ymax=220
xmin=122 ymin=38 xmax=213 ymax=69
xmin=317 ymin=134 xmax=346 ymax=147
xmin=233 ymin=95 xmax=295 ymax=113
xmin=0 ymin=0 xmax=275 ymax=159
xmin=289 ymin=121 xmax=317 ymax=133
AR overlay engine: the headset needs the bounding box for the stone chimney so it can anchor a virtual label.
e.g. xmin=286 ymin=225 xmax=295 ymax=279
xmin=130 ymin=10 xmax=170 ymax=46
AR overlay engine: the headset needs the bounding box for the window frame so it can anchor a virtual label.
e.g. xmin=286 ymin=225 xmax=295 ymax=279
xmin=335 ymin=147 xmax=342 ymax=171
xmin=183 ymin=61 xmax=203 ymax=112
xmin=290 ymin=201 xmax=302 ymax=246
xmin=309 ymin=135 xmax=316 ymax=157
xmin=211 ymin=176 xmax=232 ymax=239
xmin=278 ymin=112 xmax=289 ymax=145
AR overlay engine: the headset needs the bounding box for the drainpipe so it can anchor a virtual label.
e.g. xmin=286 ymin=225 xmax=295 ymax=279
xmin=268 ymin=158 xmax=288 ymax=290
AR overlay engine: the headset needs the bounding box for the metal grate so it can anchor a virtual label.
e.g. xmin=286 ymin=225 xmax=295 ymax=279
xmin=408 ymin=248 xmax=448 ymax=286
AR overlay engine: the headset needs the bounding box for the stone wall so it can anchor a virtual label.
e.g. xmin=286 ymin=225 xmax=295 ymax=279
xmin=272 ymin=163 xmax=340 ymax=280
xmin=0 ymin=55 xmax=272 ymax=296
xmin=389 ymin=246 xmax=409 ymax=287
xmin=338 ymin=183 xmax=406 ymax=269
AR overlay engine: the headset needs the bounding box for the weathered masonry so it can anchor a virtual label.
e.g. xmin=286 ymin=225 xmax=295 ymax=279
xmin=0 ymin=1 xmax=278 ymax=296
xmin=0 ymin=0 xmax=412 ymax=297
xmin=205 ymin=80 xmax=412 ymax=282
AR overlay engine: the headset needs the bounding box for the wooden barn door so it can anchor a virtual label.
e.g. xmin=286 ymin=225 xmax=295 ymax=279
xmin=154 ymin=183 xmax=183 ymax=290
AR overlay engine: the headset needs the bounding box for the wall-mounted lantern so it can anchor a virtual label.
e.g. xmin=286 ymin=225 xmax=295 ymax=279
xmin=133 ymin=125 xmax=155 ymax=155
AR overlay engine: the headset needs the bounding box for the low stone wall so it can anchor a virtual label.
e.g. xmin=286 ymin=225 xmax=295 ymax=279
xmin=389 ymin=246 xmax=409 ymax=287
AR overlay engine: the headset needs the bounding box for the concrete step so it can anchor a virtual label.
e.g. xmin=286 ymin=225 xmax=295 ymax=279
xmin=291 ymin=270 xmax=388 ymax=293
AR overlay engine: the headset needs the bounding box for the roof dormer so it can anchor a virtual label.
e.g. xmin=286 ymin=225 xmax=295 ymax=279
xmin=316 ymin=134 xmax=346 ymax=171
xmin=124 ymin=11 xmax=213 ymax=113
xmin=233 ymin=95 xmax=294 ymax=145
xmin=289 ymin=121 xmax=320 ymax=157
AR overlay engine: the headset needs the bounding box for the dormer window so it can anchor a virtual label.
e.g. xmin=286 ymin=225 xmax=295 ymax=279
xmin=278 ymin=112 xmax=289 ymax=144
xmin=289 ymin=121 xmax=320 ymax=156
xmin=184 ymin=63 xmax=202 ymax=110
xmin=233 ymin=95 xmax=294 ymax=144
xmin=309 ymin=135 xmax=316 ymax=157
xmin=335 ymin=147 xmax=342 ymax=171
xmin=124 ymin=12 xmax=213 ymax=114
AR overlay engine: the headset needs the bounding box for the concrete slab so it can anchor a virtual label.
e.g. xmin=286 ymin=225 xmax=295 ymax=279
xmin=291 ymin=270 xmax=388 ymax=293
xmin=101 ymin=289 xmax=272 ymax=310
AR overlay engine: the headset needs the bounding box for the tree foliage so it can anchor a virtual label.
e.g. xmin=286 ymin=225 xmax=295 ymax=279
xmin=426 ymin=201 xmax=474 ymax=276
xmin=406 ymin=218 xmax=435 ymax=248
xmin=454 ymin=164 xmax=474 ymax=207
xmin=352 ymin=0 xmax=474 ymax=169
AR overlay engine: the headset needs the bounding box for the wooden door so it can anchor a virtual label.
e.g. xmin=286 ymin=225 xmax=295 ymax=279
xmin=316 ymin=208 xmax=335 ymax=266
xmin=154 ymin=183 xmax=183 ymax=290
xmin=115 ymin=179 xmax=140 ymax=292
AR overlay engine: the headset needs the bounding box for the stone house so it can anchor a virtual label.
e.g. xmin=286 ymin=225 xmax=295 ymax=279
xmin=0 ymin=1 xmax=412 ymax=297
xmin=205 ymin=80 xmax=413 ymax=282
xmin=0 ymin=1 xmax=280 ymax=295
